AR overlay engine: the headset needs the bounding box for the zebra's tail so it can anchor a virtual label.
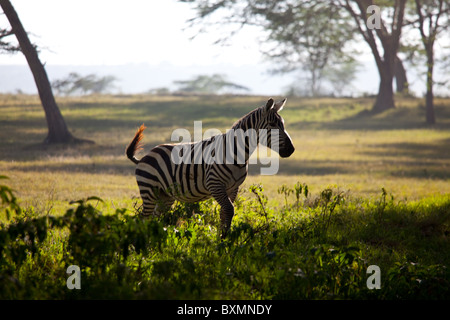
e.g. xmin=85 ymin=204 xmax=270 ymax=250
xmin=126 ymin=124 xmax=146 ymax=164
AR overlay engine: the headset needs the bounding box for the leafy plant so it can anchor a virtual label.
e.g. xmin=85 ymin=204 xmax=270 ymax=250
xmin=0 ymin=175 xmax=22 ymax=220
xmin=1 ymin=177 xmax=449 ymax=299
xmin=318 ymin=188 xmax=345 ymax=235
xmin=249 ymin=184 xmax=269 ymax=220
xmin=294 ymin=182 xmax=309 ymax=207
xmin=278 ymin=184 xmax=293 ymax=208
xmin=384 ymin=262 xmax=450 ymax=299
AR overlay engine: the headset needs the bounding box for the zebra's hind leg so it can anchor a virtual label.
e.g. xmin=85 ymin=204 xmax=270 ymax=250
xmin=139 ymin=191 xmax=157 ymax=217
xmin=139 ymin=187 xmax=174 ymax=217
xmin=138 ymin=187 xmax=161 ymax=217
xmin=154 ymin=194 xmax=175 ymax=216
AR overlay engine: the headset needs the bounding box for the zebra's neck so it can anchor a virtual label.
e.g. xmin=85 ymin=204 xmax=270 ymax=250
xmin=226 ymin=107 xmax=263 ymax=165
xmin=231 ymin=107 xmax=262 ymax=132
xmin=213 ymin=132 xmax=255 ymax=166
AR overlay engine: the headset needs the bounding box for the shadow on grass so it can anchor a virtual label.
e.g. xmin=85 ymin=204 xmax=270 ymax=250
xmin=323 ymin=103 xmax=450 ymax=131
xmin=358 ymin=137 xmax=450 ymax=180
xmin=248 ymin=159 xmax=354 ymax=176
xmin=7 ymin=160 xmax=134 ymax=176
xmin=287 ymin=102 xmax=450 ymax=132
xmin=362 ymin=138 xmax=450 ymax=160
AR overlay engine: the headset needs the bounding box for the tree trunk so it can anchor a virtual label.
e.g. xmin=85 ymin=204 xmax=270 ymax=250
xmin=395 ymin=56 xmax=408 ymax=94
xmin=373 ymin=59 xmax=395 ymax=113
xmin=374 ymin=75 xmax=395 ymax=112
xmin=425 ymin=46 xmax=436 ymax=124
xmin=0 ymin=0 xmax=88 ymax=144
xmin=348 ymin=0 xmax=405 ymax=113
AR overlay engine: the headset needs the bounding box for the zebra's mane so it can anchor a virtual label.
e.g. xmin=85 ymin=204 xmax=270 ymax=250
xmin=230 ymin=106 xmax=263 ymax=130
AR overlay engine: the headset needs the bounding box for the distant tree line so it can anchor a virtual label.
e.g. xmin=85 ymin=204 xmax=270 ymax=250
xmin=51 ymin=72 xmax=118 ymax=96
xmin=148 ymin=74 xmax=250 ymax=95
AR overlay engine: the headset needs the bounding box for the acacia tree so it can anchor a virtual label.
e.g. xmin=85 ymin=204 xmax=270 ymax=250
xmin=0 ymin=24 xmax=19 ymax=53
xmin=173 ymin=74 xmax=250 ymax=94
xmin=259 ymin=2 xmax=356 ymax=96
xmin=395 ymin=55 xmax=408 ymax=93
xmin=182 ymin=0 xmax=356 ymax=97
xmin=0 ymin=0 xmax=87 ymax=144
xmin=52 ymin=73 xmax=118 ymax=96
xmin=414 ymin=0 xmax=449 ymax=124
xmin=181 ymin=0 xmax=407 ymax=111
xmin=338 ymin=0 xmax=406 ymax=112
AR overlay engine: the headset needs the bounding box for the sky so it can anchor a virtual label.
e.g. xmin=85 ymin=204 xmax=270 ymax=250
xmin=1 ymin=0 xmax=262 ymax=66
xmin=0 ymin=0 xmax=439 ymax=96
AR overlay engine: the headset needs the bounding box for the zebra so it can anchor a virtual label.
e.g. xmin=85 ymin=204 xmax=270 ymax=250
xmin=126 ymin=98 xmax=295 ymax=237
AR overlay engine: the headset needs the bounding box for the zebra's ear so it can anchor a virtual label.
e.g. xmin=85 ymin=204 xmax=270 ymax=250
xmin=264 ymin=98 xmax=275 ymax=113
xmin=274 ymin=98 xmax=287 ymax=112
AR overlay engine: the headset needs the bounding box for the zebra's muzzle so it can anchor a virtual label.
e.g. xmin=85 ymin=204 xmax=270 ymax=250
xmin=279 ymin=144 xmax=295 ymax=158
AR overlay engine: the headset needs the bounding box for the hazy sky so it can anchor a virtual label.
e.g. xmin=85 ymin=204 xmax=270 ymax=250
xmin=1 ymin=0 xmax=442 ymax=96
xmin=0 ymin=0 xmax=263 ymax=66
xmin=1 ymin=0 xmax=305 ymax=94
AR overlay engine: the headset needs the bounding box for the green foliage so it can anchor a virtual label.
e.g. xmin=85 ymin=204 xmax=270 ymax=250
xmin=0 ymin=175 xmax=21 ymax=220
xmin=1 ymin=177 xmax=449 ymax=299
xmin=249 ymin=184 xmax=268 ymax=219
xmin=0 ymin=27 xmax=21 ymax=53
xmin=384 ymin=262 xmax=450 ymax=299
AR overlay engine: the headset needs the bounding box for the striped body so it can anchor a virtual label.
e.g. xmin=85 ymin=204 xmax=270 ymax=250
xmin=127 ymin=98 xmax=294 ymax=236
xmin=135 ymin=139 xmax=248 ymax=207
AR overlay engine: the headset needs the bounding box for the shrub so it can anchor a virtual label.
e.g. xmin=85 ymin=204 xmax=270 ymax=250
xmin=1 ymin=178 xmax=449 ymax=299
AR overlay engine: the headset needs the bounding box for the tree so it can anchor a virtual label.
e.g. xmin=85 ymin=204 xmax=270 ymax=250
xmin=0 ymin=0 xmax=87 ymax=144
xmin=52 ymin=73 xmax=119 ymax=96
xmin=413 ymin=0 xmax=449 ymax=124
xmin=338 ymin=0 xmax=406 ymax=112
xmin=51 ymin=72 xmax=80 ymax=96
xmin=90 ymin=75 xmax=118 ymax=94
xmin=182 ymin=0 xmax=407 ymax=112
xmin=395 ymin=55 xmax=409 ymax=93
xmin=173 ymin=74 xmax=250 ymax=94
xmin=182 ymin=0 xmax=356 ymax=97
xmin=260 ymin=1 xmax=356 ymax=96
xmin=323 ymin=57 xmax=361 ymax=96
xmin=0 ymin=24 xmax=19 ymax=53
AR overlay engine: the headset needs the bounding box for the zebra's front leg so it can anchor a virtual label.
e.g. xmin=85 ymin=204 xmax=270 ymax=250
xmin=228 ymin=187 xmax=239 ymax=203
xmin=210 ymin=186 xmax=235 ymax=238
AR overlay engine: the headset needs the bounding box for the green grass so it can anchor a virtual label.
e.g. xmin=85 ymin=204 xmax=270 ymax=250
xmin=1 ymin=179 xmax=449 ymax=299
xmin=0 ymin=93 xmax=449 ymax=299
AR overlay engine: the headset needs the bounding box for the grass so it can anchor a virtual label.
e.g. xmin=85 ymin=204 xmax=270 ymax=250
xmin=1 ymin=94 xmax=449 ymax=203
xmin=0 ymin=93 xmax=449 ymax=299
xmin=1 ymin=179 xmax=449 ymax=299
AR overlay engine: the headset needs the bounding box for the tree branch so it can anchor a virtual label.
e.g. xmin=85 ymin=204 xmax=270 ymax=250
xmin=344 ymin=0 xmax=383 ymax=71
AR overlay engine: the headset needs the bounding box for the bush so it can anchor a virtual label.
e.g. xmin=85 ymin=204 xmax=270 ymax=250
xmin=1 ymin=177 xmax=449 ymax=299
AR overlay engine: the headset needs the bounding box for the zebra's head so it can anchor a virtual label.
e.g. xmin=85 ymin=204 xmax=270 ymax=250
xmin=259 ymin=98 xmax=295 ymax=158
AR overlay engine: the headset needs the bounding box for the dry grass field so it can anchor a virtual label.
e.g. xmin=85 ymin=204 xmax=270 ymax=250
xmin=1 ymin=94 xmax=449 ymax=214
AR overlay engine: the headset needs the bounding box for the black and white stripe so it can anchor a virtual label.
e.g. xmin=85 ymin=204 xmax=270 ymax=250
xmin=126 ymin=98 xmax=294 ymax=236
